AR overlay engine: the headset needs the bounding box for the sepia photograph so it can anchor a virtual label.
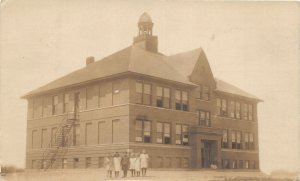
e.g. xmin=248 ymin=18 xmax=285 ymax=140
xmin=0 ymin=0 xmax=299 ymax=181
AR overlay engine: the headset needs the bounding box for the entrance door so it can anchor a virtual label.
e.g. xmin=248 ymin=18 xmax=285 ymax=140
xmin=201 ymin=141 xmax=215 ymax=168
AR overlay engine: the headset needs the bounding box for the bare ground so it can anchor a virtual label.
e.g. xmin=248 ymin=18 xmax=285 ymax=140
xmin=2 ymin=169 xmax=299 ymax=181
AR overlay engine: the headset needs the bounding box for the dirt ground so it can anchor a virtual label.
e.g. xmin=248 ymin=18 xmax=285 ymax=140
xmin=2 ymin=169 xmax=299 ymax=181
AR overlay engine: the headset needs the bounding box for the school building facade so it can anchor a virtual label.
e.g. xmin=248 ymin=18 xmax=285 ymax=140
xmin=23 ymin=13 xmax=262 ymax=170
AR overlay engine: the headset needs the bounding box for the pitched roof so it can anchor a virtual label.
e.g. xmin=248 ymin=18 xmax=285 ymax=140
xmin=214 ymin=78 xmax=262 ymax=101
xmin=23 ymin=45 xmax=261 ymax=102
xmin=23 ymin=45 xmax=195 ymax=97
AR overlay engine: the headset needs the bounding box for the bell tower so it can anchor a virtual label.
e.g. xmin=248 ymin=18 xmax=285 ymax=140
xmin=133 ymin=12 xmax=158 ymax=53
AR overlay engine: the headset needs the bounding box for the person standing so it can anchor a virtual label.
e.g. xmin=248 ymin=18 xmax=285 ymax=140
xmin=129 ymin=153 xmax=136 ymax=177
xmin=121 ymin=152 xmax=130 ymax=178
xmin=104 ymin=155 xmax=113 ymax=178
xmin=140 ymin=149 xmax=149 ymax=176
xmin=113 ymin=152 xmax=121 ymax=178
xmin=134 ymin=153 xmax=141 ymax=177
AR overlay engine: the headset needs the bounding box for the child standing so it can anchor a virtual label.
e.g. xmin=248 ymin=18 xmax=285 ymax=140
xmin=134 ymin=153 xmax=141 ymax=177
xmin=129 ymin=153 xmax=136 ymax=177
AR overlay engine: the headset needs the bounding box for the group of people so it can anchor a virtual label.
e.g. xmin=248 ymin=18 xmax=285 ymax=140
xmin=104 ymin=149 xmax=149 ymax=178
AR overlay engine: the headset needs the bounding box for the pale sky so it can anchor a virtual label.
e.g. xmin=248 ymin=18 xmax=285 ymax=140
xmin=0 ymin=0 xmax=299 ymax=174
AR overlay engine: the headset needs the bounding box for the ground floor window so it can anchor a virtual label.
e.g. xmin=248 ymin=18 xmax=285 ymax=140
xmin=222 ymin=159 xmax=230 ymax=169
xmin=98 ymin=157 xmax=104 ymax=168
xmin=86 ymin=157 xmax=91 ymax=168
xmin=62 ymin=158 xmax=67 ymax=169
xmin=135 ymin=120 xmax=151 ymax=143
xmin=175 ymin=124 xmax=189 ymax=145
xmin=73 ymin=158 xmax=79 ymax=168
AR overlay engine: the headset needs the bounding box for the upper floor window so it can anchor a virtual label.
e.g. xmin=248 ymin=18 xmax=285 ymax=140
xmin=136 ymin=82 xmax=152 ymax=105
xmin=229 ymin=101 xmax=235 ymax=118
xmin=217 ymin=98 xmax=227 ymax=116
xmin=236 ymin=102 xmax=241 ymax=119
xmin=63 ymin=93 xmax=69 ymax=113
xmin=156 ymin=122 xmax=171 ymax=144
xmin=243 ymin=103 xmax=248 ymax=120
xmin=197 ymin=85 xmax=210 ymax=101
xmin=52 ymin=95 xmax=59 ymax=115
xmin=156 ymin=86 xmax=171 ymax=109
xmin=135 ymin=120 xmax=151 ymax=143
xmin=175 ymin=124 xmax=189 ymax=145
xmin=198 ymin=110 xmax=211 ymax=127
xmin=248 ymin=105 xmax=253 ymax=120
xmin=222 ymin=130 xmax=228 ymax=148
xmin=231 ymin=131 xmax=242 ymax=149
xmin=175 ymin=90 xmax=189 ymax=111
xmin=245 ymin=132 xmax=255 ymax=150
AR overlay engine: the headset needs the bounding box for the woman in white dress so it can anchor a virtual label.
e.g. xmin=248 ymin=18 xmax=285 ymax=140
xmin=113 ymin=152 xmax=121 ymax=178
xmin=129 ymin=153 xmax=136 ymax=177
xmin=134 ymin=153 xmax=141 ymax=177
xmin=140 ymin=149 xmax=149 ymax=176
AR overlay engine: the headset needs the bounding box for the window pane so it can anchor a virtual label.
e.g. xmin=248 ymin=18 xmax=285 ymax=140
xmin=144 ymin=84 xmax=151 ymax=94
xmin=175 ymin=90 xmax=181 ymax=100
xmin=176 ymin=125 xmax=181 ymax=134
xmin=156 ymin=87 xmax=163 ymax=97
xmin=231 ymin=132 xmax=236 ymax=142
xmin=143 ymin=94 xmax=151 ymax=105
xmin=222 ymin=99 xmax=227 ymax=110
xmin=222 ymin=130 xmax=228 ymax=142
xmin=164 ymin=88 xmax=170 ymax=98
xmin=217 ymin=98 xmax=221 ymax=107
xmin=203 ymin=86 xmax=209 ymax=100
xmin=164 ymin=123 xmax=170 ymax=135
xmin=182 ymin=91 xmax=188 ymax=101
xmin=157 ymin=122 xmax=163 ymax=132
xmin=136 ymin=120 xmax=143 ymax=131
xmin=236 ymin=132 xmax=241 ymax=143
xmin=64 ymin=94 xmax=69 ymax=103
xmin=144 ymin=121 xmax=151 ymax=132
xmin=182 ymin=125 xmax=188 ymax=133
xmin=136 ymin=82 xmax=143 ymax=93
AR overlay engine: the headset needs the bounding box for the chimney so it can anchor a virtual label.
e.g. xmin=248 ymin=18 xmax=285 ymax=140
xmin=86 ymin=56 xmax=95 ymax=66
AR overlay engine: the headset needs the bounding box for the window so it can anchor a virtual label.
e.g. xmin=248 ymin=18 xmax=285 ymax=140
xmin=98 ymin=157 xmax=104 ymax=168
xmin=198 ymin=110 xmax=211 ymax=127
xmin=182 ymin=158 xmax=189 ymax=168
xmin=86 ymin=157 xmax=91 ymax=168
xmin=136 ymin=82 xmax=152 ymax=105
xmin=236 ymin=102 xmax=241 ymax=119
xmin=63 ymin=93 xmax=69 ymax=113
xmin=175 ymin=124 xmax=189 ymax=145
xmin=85 ymin=123 xmax=93 ymax=145
xmin=41 ymin=128 xmax=47 ymax=148
xmin=32 ymin=130 xmax=38 ymax=148
xmin=230 ymin=101 xmax=235 ymax=118
xmin=197 ymin=85 xmax=210 ymax=101
xmin=243 ymin=103 xmax=248 ymax=120
xmin=249 ymin=104 xmax=253 ymax=120
xmin=175 ymin=90 xmax=189 ymax=111
xmin=62 ymin=158 xmax=67 ymax=169
xmin=238 ymin=160 xmax=243 ymax=169
xmin=202 ymin=86 xmax=210 ymax=101
xmin=231 ymin=131 xmax=241 ymax=149
xmin=217 ymin=98 xmax=227 ymax=116
xmin=222 ymin=130 xmax=228 ymax=148
xmin=52 ymin=95 xmax=59 ymax=115
xmin=249 ymin=133 xmax=254 ymax=150
xmin=112 ymin=119 xmax=120 ymax=143
xmin=156 ymin=122 xmax=171 ymax=144
xmin=222 ymin=159 xmax=230 ymax=169
xmin=135 ymin=120 xmax=151 ymax=143
xmin=232 ymin=160 xmax=237 ymax=169
xmin=156 ymin=86 xmax=170 ymax=108
xmin=245 ymin=160 xmax=249 ymax=169
xmin=73 ymin=124 xmax=80 ymax=146
xmin=51 ymin=127 xmax=57 ymax=147
xmin=98 ymin=121 xmax=105 ymax=144
xmin=73 ymin=158 xmax=79 ymax=168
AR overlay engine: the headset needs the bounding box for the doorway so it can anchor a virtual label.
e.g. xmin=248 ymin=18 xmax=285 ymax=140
xmin=201 ymin=140 xmax=216 ymax=168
